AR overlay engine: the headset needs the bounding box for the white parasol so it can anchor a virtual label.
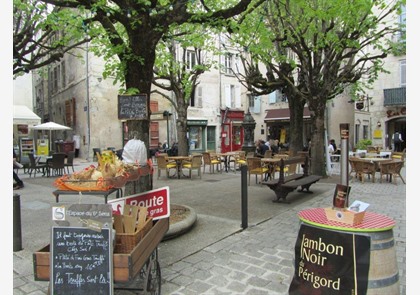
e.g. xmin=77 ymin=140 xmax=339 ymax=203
xmin=30 ymin=122 xmax=72 ymax=152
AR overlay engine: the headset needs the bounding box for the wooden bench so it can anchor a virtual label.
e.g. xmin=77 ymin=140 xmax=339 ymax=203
xmin=262 ymin=155 xmax=322 ymax=203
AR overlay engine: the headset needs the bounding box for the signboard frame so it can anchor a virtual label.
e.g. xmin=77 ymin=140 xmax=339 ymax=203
xmin=108 ymin=186 xmax=170 ymax=220
xmin=117 ymin=94 xmax=148 ymax=120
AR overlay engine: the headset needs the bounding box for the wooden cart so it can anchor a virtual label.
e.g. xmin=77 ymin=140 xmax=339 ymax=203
xmin=33 ymin=217 xmax=169 ymax=294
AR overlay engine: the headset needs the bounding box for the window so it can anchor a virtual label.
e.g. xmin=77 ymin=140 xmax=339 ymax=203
xmin=249 ymin=95 xmax=261 ymax=114
xmin=224 ymin=84 xmax=241 ymax=108
xmin=61 ymin=61 xmax=66 ymax=89
xmin=190 ymin=86 xmax=203 ymax=108
xmin=189 ymin=126 xmax=203 ymax=151
xmin=363 ymin=124 xmax=369 ymax=140
xmin=355 ymin=124 xmax=360 ymax=146
xmin=268 ymin=90 xmax=286 ymax=104
xmin=186 ymin=50 xmax=196 ymax=70
xmin=248 ymin=93 xmax=254 ymax=110
xmin=224 ymin=54 xmax=233 ymax=75
xmin=400 ymin=59 xmax=406 ymax=87
xmin=50 ymin=64 xmax=61 ymax=94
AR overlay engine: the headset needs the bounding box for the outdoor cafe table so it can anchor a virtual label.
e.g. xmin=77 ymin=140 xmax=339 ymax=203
xmin=261 ymin=157 xmax=281 ymax=180
xmin=217 ymin=152 xmax=239 ymax=172
xmin=168 ymin=156 xmax=191 ymax=179
xmin=363 ymin=157 xmax=392 ymax=171
xmin=52 ymin=187 xmax=123 ymax=203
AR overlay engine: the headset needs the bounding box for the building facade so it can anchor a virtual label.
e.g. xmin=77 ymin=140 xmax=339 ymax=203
xmin=31 ymin=5 xmax=405 ymax=159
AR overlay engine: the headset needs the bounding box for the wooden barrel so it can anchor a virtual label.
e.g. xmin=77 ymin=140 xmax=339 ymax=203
xmin=364 ymin=229 xmax=400 ymax=295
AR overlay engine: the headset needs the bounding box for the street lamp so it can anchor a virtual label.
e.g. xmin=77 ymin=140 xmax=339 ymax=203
xmin=163 ymin=111 xmax=171 ymax=146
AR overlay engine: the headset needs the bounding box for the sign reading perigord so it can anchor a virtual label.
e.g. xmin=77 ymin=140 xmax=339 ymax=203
xmin=288 ymin=224 xmax=371 ymax=295
xmin=108 ymin=186 xmax=170 ymax=220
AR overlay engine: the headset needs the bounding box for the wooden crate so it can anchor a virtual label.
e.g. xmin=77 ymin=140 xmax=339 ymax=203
xmin=33 ymin=218 xmax=169 ymax=283
xmin=114 ymin=217 xmax=153 ymax=254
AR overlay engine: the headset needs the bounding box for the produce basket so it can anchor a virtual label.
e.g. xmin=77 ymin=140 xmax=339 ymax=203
xmin=114 ymin=217 xmax=153 ymax=254
xmin=105 ymin=175 xmax=128 ymax=188
xmin=54 ymin=177 xmax=115 ymax=191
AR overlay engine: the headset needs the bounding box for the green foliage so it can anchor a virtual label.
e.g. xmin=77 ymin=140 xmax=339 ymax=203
xmin=355 ymin=139 xmax=372 ymax=150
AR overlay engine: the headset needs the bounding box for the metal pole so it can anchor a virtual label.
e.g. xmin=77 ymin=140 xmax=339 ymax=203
xmin=340 ymin=124 xmax=350 ymax=187
xmin=13 ymin=193 xmax=23 ymax=251
xmin=166 ymin=115 xmax=169 ymax=145
xmin=241 ymin=165 xmax=248 ymax=229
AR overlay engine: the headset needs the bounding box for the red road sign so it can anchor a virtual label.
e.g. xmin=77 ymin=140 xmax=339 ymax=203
xmin=108 ymin=186 xmax=170 ymax=220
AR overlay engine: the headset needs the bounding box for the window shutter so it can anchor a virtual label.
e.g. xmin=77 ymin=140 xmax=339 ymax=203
xmin=235 ymin=85 xmax=241 ymax=109
xmin=268 ymin=91 xmax=276 ymax=104
xmin=220 ymin=55 xmax=226 ymax=73
xmin=224 ymin=84 xmax=231 ymax=108
xmin=197 ymin=86 xmax=203 ymax=107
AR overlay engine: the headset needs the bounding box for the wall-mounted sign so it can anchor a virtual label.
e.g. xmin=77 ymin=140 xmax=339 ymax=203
xmin=118 ymin=94 xmax=148 ymax=120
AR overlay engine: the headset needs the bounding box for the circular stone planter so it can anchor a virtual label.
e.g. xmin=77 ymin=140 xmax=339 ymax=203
xmin=163 ymin=204 xmax=197 ymax=241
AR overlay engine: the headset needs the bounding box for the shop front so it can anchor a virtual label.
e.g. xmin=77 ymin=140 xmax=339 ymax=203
xmin=264 ymin=107 xmax=312 ymax=147
xmin=187 ymin=119 xmax=208 ymax=153
xmin=220 ymin=109 xmax=244 ymax=153
xmin=13 ymin=105 xmax=41 ymax=163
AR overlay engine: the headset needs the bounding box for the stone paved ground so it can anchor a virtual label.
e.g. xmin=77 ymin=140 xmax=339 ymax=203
xmin=12 ymin=158 xmax=408 ymax=294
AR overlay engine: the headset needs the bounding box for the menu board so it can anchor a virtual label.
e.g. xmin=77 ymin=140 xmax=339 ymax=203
xmin=51 ymin=227 xmax=112 ymax=295
xmin=50 ymin=204 xmax=113 ymax=295
xmin=118 ymin=94 xmax=148 ymax=120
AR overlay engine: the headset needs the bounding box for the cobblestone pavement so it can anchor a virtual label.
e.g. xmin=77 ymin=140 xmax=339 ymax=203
xmin=12 ymin=159 xmax=407 ymax=294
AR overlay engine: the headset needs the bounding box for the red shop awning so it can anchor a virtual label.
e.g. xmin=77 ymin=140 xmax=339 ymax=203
xmin=264 ymin=107 xmax=311 ymax=121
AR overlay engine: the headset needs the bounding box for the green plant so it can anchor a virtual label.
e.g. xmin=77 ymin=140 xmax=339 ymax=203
xmin=355 ymin=139 xmax=372 ymax=150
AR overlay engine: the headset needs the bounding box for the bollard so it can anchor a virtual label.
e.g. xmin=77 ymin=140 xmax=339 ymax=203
xmin=13 ymin=193 xmax=23 ymax=252
xmin=240 ymin=165 xmax=248 ymax=229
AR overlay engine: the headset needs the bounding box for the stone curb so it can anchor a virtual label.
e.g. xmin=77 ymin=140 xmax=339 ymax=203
xmin=163 ymin=204 xmax=197 ymax=241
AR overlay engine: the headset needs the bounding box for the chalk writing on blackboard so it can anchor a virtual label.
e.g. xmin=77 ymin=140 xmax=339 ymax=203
xmin=51 ymin=227 xmax=113 ymax=295
xmin=118 ymin=94 xmax=148 ymax=120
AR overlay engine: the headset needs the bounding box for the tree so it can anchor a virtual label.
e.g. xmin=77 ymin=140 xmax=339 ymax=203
xmin=13 ymin=0 xmax=90 ymax=77
xmin=232 ymin=0 xmax=405 ymax=175
xmin=33 ymin=0 xmax=257 ymax=193
xmin=152 ymin=25 xmax=216 ymax=156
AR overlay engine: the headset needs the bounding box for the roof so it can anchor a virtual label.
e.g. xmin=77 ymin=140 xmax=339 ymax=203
xmin=13 ymin=105 xmax=41 ymax=125
xmin=264 ymin=107 xmax=312 ymax=121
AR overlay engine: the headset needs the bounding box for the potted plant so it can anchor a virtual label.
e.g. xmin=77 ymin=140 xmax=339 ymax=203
xmin=355 ymin=139 xmax=372 ymax=151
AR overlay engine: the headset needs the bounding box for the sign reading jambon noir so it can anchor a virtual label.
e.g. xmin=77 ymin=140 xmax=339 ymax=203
xmin=288 ymin=224 xmax=371 ymax=295
xmin=108 ymin=186 xmax=170 ymax=220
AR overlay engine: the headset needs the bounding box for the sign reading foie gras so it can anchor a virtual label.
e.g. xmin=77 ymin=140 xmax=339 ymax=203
xmin=108 ymin=186 xmax=170 ymax=220
xmin=288 ymin=224 xmax=371 ymax=295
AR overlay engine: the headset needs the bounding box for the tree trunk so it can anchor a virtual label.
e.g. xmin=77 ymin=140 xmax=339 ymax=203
xmin=288 ymin=95 xmax=306 ymax=156
xmin=122 ymin=45 xmax=157 ymax=194
xmin=176 ymin=116 xmax=189 ymax=156
xmin=310 ymin=113 xmax=327 ymax=176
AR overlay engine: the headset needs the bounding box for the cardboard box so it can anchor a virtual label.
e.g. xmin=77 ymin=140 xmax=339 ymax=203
xmin=324 ymin=207 xmax=365 ymax=225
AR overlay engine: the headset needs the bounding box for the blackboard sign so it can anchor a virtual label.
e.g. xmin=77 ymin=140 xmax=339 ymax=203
xmin=118 ymin=94 xmax=148 ymax=120
xmin=51 ymin=227 xmax=113 ymax=295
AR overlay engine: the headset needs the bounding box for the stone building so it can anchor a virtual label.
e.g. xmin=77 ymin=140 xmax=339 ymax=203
xmin=31 ymin=5 xmax=405 ymax=160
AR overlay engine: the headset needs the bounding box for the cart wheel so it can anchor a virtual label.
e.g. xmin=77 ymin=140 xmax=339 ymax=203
xmin=143 ymin=250 xmax=161 ymax=294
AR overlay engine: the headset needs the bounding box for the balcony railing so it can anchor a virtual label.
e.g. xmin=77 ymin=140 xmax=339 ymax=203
xmin=383 ymin=87 xmax=406 ymax=106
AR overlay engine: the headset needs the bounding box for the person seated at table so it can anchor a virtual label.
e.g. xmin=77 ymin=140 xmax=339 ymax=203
xmin=270 ymin=139 xmax=279 ymax=154
xmin=255 ymin=139 xmax=270 ymax=158
xmin=13 ymin=150 xmax=24 ymax=190
xmin=168 ymin=141 xmax=178 ymax=156
xmin=162 ymin=140 xmax=169 ymax=153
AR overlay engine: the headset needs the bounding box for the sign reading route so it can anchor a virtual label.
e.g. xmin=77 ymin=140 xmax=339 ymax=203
xmin=108 ymin=186 xmax=170 ymax=220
